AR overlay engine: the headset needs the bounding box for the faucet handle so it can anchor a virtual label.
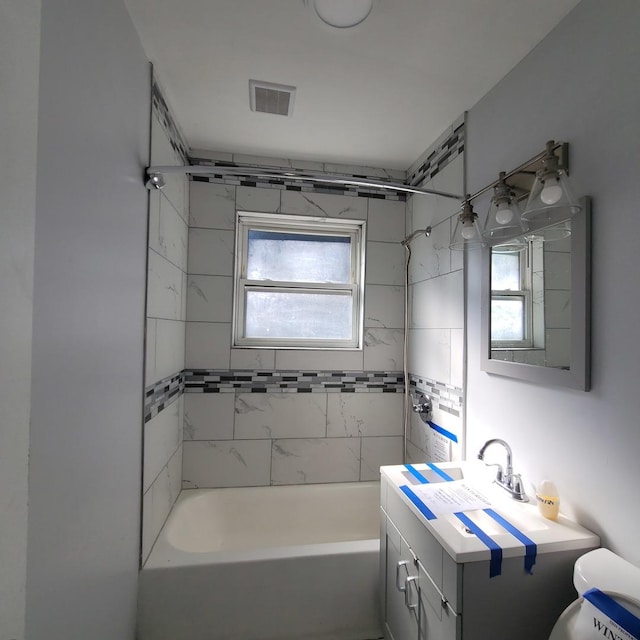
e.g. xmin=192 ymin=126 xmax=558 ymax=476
xmin=510 ymin=474 xmax=528 ymax=501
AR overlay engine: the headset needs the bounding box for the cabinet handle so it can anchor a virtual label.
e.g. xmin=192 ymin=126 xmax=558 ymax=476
xmin=405 ymin=576 xmax=418 ymax=610
xmin=396 ymin=560 xmax=409 ymax=591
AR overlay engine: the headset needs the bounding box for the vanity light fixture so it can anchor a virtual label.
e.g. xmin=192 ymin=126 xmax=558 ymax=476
xmin=449 ymin=199 xmax=485 ymax=251
xmin=521 ymin=140 xmax=581 ymax=227
xmin=312 ymin=0 xmax=373 ymax=28
xmin=450 ymin=140 xmax=580 ymax=251
xmin=482 ymin=172 xmax=526 ymax=243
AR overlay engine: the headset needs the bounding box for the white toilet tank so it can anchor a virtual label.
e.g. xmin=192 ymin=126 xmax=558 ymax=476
xmin=549 ymin=548 xmax=640 ymax=640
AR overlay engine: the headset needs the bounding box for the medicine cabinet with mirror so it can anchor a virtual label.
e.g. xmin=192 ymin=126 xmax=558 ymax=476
xmin=480 ymin=196 xmax=591 ymax=391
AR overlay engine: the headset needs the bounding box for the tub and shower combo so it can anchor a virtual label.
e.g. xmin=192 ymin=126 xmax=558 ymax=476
xmin=138 ymin=481 xmax=382 ymax=640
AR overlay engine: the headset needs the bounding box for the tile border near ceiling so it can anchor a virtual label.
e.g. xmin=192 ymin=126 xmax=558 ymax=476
xmin=152 ymin=76 xmax=189 ymax=163
xmin=406 ymin=115 xmax=465 ymax=188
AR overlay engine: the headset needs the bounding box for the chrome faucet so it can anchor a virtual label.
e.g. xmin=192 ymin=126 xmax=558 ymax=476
xmin=477 ymin=439 xmax=528 ymax=502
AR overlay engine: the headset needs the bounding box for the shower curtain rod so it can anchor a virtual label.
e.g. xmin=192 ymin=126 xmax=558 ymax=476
xmin=145 ymin=164 xmax=464 ymax=200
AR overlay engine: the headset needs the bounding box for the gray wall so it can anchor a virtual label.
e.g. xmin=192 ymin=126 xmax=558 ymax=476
xmin=25 ymin=0 xmax=150 ymax=638
xmin=0 ymin=2 xmax=40 ymax=637
xmin=466 ymin=0 xmax=640 ymax=563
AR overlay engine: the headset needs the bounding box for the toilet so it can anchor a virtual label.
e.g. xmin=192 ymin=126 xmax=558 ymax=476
xmin=549 ymin=548 xmax=640 ymax=639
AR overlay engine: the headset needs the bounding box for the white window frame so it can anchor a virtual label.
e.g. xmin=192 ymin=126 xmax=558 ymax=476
xmin=232 ymin=211 xmax=366 ymax=350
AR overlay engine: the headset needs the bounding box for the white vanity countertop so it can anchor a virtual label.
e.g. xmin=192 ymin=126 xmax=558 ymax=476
xmin=381 ymin=461 xmax=600 ymax=563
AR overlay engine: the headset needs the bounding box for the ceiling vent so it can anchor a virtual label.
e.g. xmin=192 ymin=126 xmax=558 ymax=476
xmin=249 ymin=79 xmax=296 ymax=117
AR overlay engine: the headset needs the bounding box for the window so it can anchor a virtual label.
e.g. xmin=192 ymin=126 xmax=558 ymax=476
xmin=233 ymin=212 xmax=366 ymax=349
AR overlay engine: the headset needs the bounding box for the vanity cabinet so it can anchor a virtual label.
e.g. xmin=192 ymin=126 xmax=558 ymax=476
xmin=380 ymin=470 xmax=598 ymax=640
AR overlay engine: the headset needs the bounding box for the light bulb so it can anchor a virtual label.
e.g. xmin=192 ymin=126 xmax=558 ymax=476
xmin=495 ymin=201 xmax=514 ymax=225
xmin=540 ymin=176 xmax=563 ymax=205
xmin=461 ymin=222 xmax=476 ymax=240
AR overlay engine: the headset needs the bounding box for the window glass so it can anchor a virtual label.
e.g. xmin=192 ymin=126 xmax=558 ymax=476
xmin=245 ymin=290 xmax=353 ymax=340
xmin=491 ymin=253 xmax=521 ymax=291
xmin=247 ymin=230 xmax=351 ymax=283
xmin=491 ymin=297 xmax=525 ymax=341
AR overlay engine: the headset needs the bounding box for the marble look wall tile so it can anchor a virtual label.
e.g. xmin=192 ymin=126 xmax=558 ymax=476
xmin=406 ymin=440 xmax=427 ymax=465
xmin=364 ymin=285 xmax=404 ymax=329
xmin=185 ymin=322 xmax=231 ymax=369
xmin=182 ymin=440 xmax=271 ymax=488
xmin=271 ymin=438 xmax=360 ymax=485
xmin=233 ymin=153 xmax=292 ymax=168
xmin=143 ymin=396 xmax=183 ymax=493
xmin=364 ymin=328 xmax=404 ymax=371
xmin=281 ymin=191 xmax=367 ymax=220
xmin=545 ymin=329 xmax=571 ymax=368
xmin=230 ymin=348 xmax=276 ymax=370
xmin=183 ymin=393 xmax=235 ymax=441
xmin=366 ymin=241 xmax=405 ymax=286
xmin=408 ymin=412 xmax=430 ymax=457
xmin=545 ymin=290 xmax=571 ymax=328
xmin=151 ymin=116 xmax=187 ymax=223
xmin=430 ymin=154 xmax=464 ymax=200
xmin=145 ymin=319 xmax=157 ymax=387
xmin=181 ymin=272 xmax=188 ymax=322
xmin=412 ymin=271 xmax=464 ymax=330
xmin=275 ymin=348 xmax=363 ymax=372
xmin=236 ymin=186 xmax=281 ymax=213
xmin=326 ymin=393 xmax=403 ymax=437
xmin=449 ymin=216 xmax=464 ymax=272
xmin=407 ymin=328 xmax=451 ymax=385
xmin=322 ymin=163 xmax=405 ymax=182
xmin=408 ymin=219 xmax=451 ymax=283
xmin=147 ymin=250 xmax=183 ymax=321
xmin=149 ymin=191 xmax=189 ymax=272
xmin=234 ymin=393 xmax=327 ymax=439
xmin=154 ymin=319 xmax=186 ymax=381
xmin=188 ymin=228 xmax=234 ymax=276
xmin=190 ymin=148 xmax=234 ymax=163
xmin=450 ymin=329 xmax=464 ymax=389
xmin=189 ymin=182 xmax=236 ymax=230
xmin=186 ymin=275 xmax=233 ymax=322
xmin=544 ymin=252 xmax=571 ymax=290
xmin=141 ymin=444 xmax=182 ymax=563
xmin=367 ymin=198 xmax=406 ymax=243
xmin=360 ymin=436 xmax=403 ymax=481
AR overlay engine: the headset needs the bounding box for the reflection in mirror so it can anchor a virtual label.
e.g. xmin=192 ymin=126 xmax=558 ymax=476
xmin=481 ymin=197 xmax=591 ymax=391
xmin=490 ymin=230 xmax=570 ymax=368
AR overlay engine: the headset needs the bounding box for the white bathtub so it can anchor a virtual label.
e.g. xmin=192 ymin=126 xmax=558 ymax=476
xmin=138 ymin=481 xmax=383 ymax=640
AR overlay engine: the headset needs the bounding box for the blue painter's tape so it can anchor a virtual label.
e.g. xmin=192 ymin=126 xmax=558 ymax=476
xmin=483 ymin=508 xmax=537 ymax=574
xmin=426 ymin=463 xmax=455 ymax=482
xmin=583 ymin=588 xmax=640 ymax=639
xmin=404 ymin=464 xmax=430 ymax=484
xmin=400 ymin=485 xmax=438 ymax=520
xmin=427 ymin=421 xmax=458 ymax=444
xmin=454 ymin=512 xmax=503 ymax=578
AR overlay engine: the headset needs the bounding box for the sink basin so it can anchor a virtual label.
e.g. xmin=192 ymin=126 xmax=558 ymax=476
xmin=452 ymin=504 xmax=549 ymax=537
xmin=398 ymin=465 xmax=465 ymax=484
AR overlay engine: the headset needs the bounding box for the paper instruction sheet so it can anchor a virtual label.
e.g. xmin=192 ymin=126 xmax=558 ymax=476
xmin=411 ymin=480 xmax=492 ymax=515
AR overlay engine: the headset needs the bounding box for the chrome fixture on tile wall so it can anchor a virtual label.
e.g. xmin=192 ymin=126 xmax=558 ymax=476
xmin=449 ymin=140 xmax=582 ymax=251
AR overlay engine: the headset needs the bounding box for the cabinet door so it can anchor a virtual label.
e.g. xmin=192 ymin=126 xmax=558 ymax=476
xmin=418 ymin=563 xmax=460 ymax=640
xmin=385 ymin=521 xmax=419 ymax=640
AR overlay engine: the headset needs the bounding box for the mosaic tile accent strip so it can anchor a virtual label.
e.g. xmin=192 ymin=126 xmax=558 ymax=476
xmin=145 ymin=371 xmax=184 ymax=423
xmin=188 ymin=160 xmax=407 ymax=202
xmin=184 ymin=369 xmax=405 ymax=393
xmin=152 ymin=78 xmax=189 ymax=163
xmin=409 ymin=373 xmax=463 ymax=418
xmin=406 ymin=119 xmax=465 ymax=188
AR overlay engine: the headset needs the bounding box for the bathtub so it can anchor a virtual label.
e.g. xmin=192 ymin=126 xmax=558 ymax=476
xmin=138 ymin=481 xmax=383 ymax=640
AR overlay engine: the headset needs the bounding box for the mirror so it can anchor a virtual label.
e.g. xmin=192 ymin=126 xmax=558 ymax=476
xmin=481 ymin=196 xmax=591 ymax=390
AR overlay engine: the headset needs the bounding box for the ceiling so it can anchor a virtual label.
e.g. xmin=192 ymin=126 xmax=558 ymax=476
xmin=124 ymin=0 xmax=581 ymax=171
